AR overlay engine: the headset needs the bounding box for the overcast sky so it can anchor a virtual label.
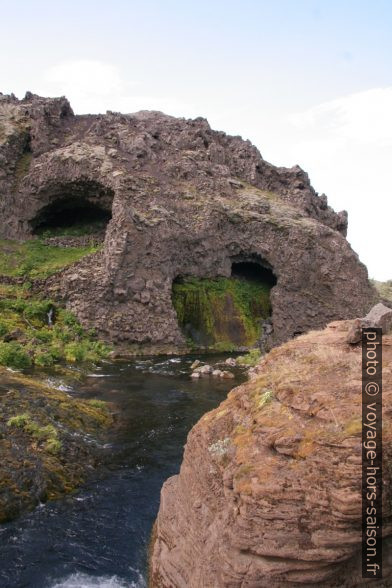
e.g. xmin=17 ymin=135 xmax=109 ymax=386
xmin=1 ymin=0 xmax=391 ymax=280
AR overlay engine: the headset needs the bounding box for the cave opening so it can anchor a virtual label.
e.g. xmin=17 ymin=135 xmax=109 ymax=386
xmin=31 ymin=183 xmax=114 ymax=237
xmin=231 ymin=261 xmax=277 ymax=287
xmin=172 ymin=259 xmax=276 ymax=351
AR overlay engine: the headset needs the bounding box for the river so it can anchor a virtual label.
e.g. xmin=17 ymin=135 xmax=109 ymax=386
xmin=0 ymin=356 xmax=244 ymax=588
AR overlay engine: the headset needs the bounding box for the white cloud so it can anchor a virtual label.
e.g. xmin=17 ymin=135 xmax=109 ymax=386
xmin=40 ymin=60 xmax=134 ymax=114
xmin=39 ymin=59 xmax=200 ymax=118
xmin=290 ymin=88 xmax=392 ymax=146
xmin=258 ymin=88 xmax=392 ymax=281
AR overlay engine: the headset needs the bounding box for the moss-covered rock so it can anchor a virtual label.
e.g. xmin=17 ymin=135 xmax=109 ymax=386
xmin=172 ymin=276 xmax=271 ymax=351
xmin=0 ymin=368 xmax=113 ymax=522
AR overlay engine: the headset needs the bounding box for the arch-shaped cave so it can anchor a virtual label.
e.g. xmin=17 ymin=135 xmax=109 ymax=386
xmin=231 ymin=261 xmax=277 ymax=287
xmin=31 ymin=181 xmax=114 ymax=236
xmin=172 ymin=256 xmax=276 ymax=351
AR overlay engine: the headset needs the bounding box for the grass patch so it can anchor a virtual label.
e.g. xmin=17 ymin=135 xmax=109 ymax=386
xmin=7 ymin=413 xmax=30 ymax=428
xmin=7 ymin=412 xmax=62 ymax=454
xmin=0 ymin=289 xmax=111 ymax=369
xmin=0 ymin=342 xmax=32 ymax=369
xmin=0 ymin=238 xmax=109 ymax=369
xmin=45 ymin=438 xmax=62 ymax=454
xmin=87 ymin=399 xmax=107 ymax=410
xmin=257 ymin=388 xmax=274 ymax=409
xmin=0 ymin=239 xmax=99 ymax=280
xmin=237 ymin=348 xmax=262 ymax=367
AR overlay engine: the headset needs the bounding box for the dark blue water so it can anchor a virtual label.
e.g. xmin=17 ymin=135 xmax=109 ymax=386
xmin=0 ymin=356 xmax=243 ymax=588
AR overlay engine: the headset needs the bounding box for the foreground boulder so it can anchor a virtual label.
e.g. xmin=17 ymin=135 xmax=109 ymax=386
xmin=0 ymin=368 xmax=112 ymax=522
xmin=347 ymin=302 xmax=392 ymax=344
xmin=150 ymin=321 xmax=392 ymax=586
xmin=0 ymin=92 xmax=377 ymax=350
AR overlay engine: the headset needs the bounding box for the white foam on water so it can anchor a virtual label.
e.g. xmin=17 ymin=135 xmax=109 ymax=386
xmin=50 ymin=572 xmax=145 ymax=588
xmin=45 ymin=377 xmax=73 ymax=392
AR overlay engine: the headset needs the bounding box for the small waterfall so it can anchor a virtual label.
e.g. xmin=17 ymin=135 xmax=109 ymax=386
xmin=47 ymin=307 xmax=54 ymax=327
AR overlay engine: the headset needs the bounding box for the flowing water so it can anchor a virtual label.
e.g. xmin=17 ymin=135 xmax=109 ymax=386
xmin=0 ymin=356 xmax=244 ymax=588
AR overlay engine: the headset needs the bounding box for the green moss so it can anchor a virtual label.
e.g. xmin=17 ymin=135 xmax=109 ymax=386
xmin=0 ymin=239 xmax=100 ymax=280
xmin=0 ymin=342 xmax=32 ymax=369
xmin=0 ymin=239 xmax=111 ymax=369
xmin=7 ymin=413 xmax=59 ymax=443
xmin=237 ymin=348 xmax=262 ymax=367
xmin=0 ymin=370 xmax=114 ymax=521
xmin=25 ymin=421 xmax=58 ymax=441
xmin=0 ymin=293 xmax=111 ymax=369
xmin=88 ymin=399 xmax=107 ymax=409
xmin=45 ymin=438 xmax=62 ymax=454
xmin=257 ymin=388 xmax=274 ymax=409
xmin=172 ymin=276 xmax=271 ymax=350
xmin=7 ymin=413 xmax=31 ymax=428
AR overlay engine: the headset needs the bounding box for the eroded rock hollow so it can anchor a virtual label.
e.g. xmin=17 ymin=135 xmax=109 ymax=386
xmin=0 ymin=92 xmax=377 ymax=350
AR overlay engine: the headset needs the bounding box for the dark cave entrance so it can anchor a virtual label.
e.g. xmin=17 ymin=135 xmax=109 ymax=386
xmin=172 ymin=258 xmax=276 ymax=351
xmin=33 ymin=199 xmax=111 ymax=234
xmin=31 ymin=182 xmax=114 ymax=237
xmin=231 ymin=261 xmax=277 ymax=287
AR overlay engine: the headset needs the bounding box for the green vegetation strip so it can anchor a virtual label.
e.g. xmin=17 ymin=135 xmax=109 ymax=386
xmin=0 ymin=239 xmax=99 ymax=280
xmin=0 ymin=239 xmax=110 ymax=369
xmin=0 ymin=291 xmax=111 ymax=369
xmin=172 ymin=276 xmax=271 ymax=351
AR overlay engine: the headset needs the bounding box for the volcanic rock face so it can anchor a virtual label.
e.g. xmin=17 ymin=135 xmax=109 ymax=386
xmin=0 ymin=92 xmax=376 ymax=348
xmin=150 ymin=321 xmax=392 ymax=587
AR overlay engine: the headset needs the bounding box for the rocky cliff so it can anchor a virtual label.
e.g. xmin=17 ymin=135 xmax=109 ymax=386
xmin=150 ymin=321 xmax=392 ymax=586
xmin=0 ymin=92 xmax=377 ymax=350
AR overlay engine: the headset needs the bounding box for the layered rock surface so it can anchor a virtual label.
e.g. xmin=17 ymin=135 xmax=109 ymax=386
xmin=150 ymin=321 xmax=392 ymax=586
xmin=0 ymin=92 xmax=377 ymax=348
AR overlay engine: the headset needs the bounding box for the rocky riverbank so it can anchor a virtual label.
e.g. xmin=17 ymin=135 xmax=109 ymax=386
xmin=150 ymin=318 xmax=392 ymax=587
xmin=0 ymin=367 xmax=113 ymax=523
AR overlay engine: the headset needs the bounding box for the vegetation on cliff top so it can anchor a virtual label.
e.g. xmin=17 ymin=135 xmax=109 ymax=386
xmin=172 ymin=276 xmax=271 ymax=351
